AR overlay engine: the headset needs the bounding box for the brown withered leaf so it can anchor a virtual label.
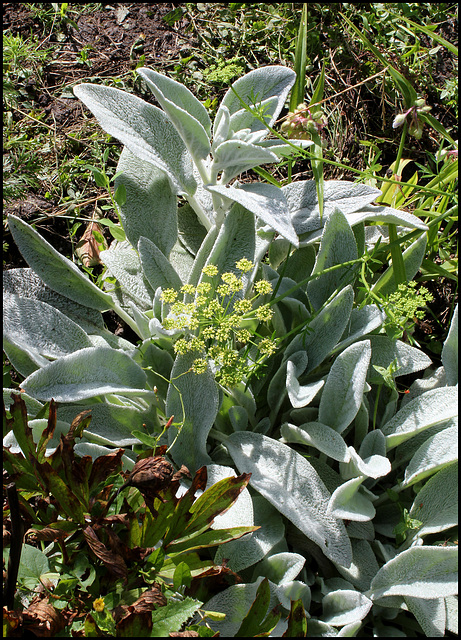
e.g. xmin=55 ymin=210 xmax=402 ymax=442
xmin=25 ymin=527 xmax=70 ymax=543
xmin=172 ymin=464 xmax=192 ymax=484
xmin=22 ymin=596 xmax=66 ymax=637
xmin=169 ymin=632 xmax=200 ymax=637
xmin=83 ymin=525 xmax=128 ymax=580
xmin=47 ymin=409 xmax=92 ymax=474
xmin=111 ymin=455 xmax=177 ymax=512
xmin=98 ymin=524 xmax=140 ymax=563
xmin=35 ymin=399 xmax=58 ymax=460
xmin=116 ymin=610 xmax=153 ymax=636
xmin=3 ymin=607 xmax=22 ymax=637
xmin=126 ymin=456 xmax=175 ymax=492
xmin=97 ymin=513 xmax=131 ymax=526
xmin=88 ymin=448 xmax=124 ymax=492
xmin=132 ymin=586 xmax=166 ymax=613
xmin=67 ymin=409 xmax=92 ymax=441
xmin=187 ymin=562 xmax=242 ymax=601
xmin=75 ymin=220 xmax=107 ymax=267
xmin=113 ymin=586 xmax=166 ymax=636
xmin=189 ymin=465 xmax=208 ymax=494
xmin=154 ymin=444 xmax=168 ymax=456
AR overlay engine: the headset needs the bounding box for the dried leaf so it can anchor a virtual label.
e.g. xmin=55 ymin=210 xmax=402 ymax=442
xmin=187 ymin=563 xmax=242 ymax=601
xmin=75 ymin=221 xmax=107 ymax=267
xmin=126 ymin=456 xmax=175 ymax=492
xmin=101 ymin=525 xmax=143 ymax=565
xmin=113 ymin=586 xmax=166 ymax=636
xmin=3 ymin=608 xmax=22 ymax=635
xmin=22 ymin=596 xmax=66 ymax=637
xmin=83 ymin=525 xmax=128 ymax=579
xmin=25 ymin=527 xmax=70 ymax=542
xmin=88 ymin=448 xmax=124 ymax=492
xmin=36 ymin=399 xmax=58 ymax=461
xmin=116 ymin=610 xmax=153 ymax=636
xmin=68 ymin=409 xmax=92 ymax=440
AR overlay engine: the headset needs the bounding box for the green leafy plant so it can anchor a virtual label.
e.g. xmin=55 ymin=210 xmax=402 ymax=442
xmin=3 ymin=65 xmax=458 ymax=635
xmin=340 ymin=10 xmax=457 ymax=289
xmin=203 ymin=56 xmax=246 ymax=85
xmin=3 ymin=394 xmax=256 ymax=636
xmin=382 ymin=280 xmax=434 ymax=342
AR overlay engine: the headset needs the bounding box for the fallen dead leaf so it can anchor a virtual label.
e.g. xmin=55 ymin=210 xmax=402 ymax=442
xmin=75 ymin=220 xmax=107 ymax=267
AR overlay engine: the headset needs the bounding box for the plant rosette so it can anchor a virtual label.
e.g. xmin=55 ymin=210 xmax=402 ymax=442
xmin=4 ymin=65 xmax=458 ymax=636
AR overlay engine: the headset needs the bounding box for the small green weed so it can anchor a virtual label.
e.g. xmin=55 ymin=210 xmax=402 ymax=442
xmin=3 ymin=32 xmax=51 ymax=73
xmin=203 ymin=56 xmax=246 ymax=85
xmin=382 ymin=281 xmax=434 ymax=341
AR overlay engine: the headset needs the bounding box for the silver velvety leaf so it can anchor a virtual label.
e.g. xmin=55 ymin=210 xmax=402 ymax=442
xmin=73 ymin=83 xmax=196 ymax=195
xmin=7 ymin=215 xmax=114 ymax=312
xmin=21 ymin=347 xmax=153 ymax=403
xmin=166 ymin=351 xmax=220 ymax=472
xmin=225 ymin=431 xmax=353 ymax=567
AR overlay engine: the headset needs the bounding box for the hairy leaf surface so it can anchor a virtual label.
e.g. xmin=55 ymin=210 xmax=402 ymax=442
xmin=225 ymin=431 xmax=352 ymax=567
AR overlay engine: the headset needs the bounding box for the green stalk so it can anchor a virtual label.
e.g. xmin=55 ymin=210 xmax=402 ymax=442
xmin=387 ymin=121 xmax=409 ymax=286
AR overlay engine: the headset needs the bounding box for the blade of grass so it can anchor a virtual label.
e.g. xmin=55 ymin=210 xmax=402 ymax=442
xmin=290 ymin=3 xmax=308 ymax=112
xmin=386 ymin=11 xmax=458 ymax=56
xmin=309 ymin=65 xmax=326 ymax=219
xmin=340 ymin=12 xmax=418 ymax=108
xmin=387 ymin=120 xmax=411 ymax=286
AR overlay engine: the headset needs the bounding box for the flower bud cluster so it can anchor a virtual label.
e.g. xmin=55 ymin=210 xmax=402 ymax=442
xmin=392 ymin=98 xmax=432 ymax=140
xmin=387 ymin=281 xmax=433 ymax=322
xmin=281 ymin=103 xmax=328 ymax=140
xmin=384 ymin=281 xmax=433 ymax=340
xmin=159 ymin=259 xmax=278 ymax=387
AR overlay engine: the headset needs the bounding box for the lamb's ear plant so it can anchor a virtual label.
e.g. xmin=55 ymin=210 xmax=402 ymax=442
xmin=4 ymin=65 xmax=458 ymax=635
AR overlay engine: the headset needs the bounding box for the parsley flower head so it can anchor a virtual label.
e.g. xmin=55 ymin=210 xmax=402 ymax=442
xmin=160 ymin=288 xmax=178 ymax=303
xmin=236 ymin=258 xmax=254 ymax=273
xmin=159 ymin=258 xmax=279 ymax=387
xmin=255 ymin=279 xmax=273 ymax=295
xmin=192 ymin=358 xmax=208 ymax=374
xmin=255 ymin=304 xmax=273 ymax=322
xmin=234 ymin=299 xmax=252 ymax=315
xmin=202 ymin=264 xmax=219 ymax=277
xmin=221 ymin=271 xmax=244 ymax=292
xmin=259 ymin=337 xmax=278 ymax=356
xmin=181 ymin=284 xmax=196 ymax=296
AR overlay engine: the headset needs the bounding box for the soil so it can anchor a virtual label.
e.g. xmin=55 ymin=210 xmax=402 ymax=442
xmin=3 ymin=2 xmax=198 ymax=337
xmin=3 ymin=3 xmax=458 ymax=353
xmin=3 ymin=3 xmax=195 ymax=264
